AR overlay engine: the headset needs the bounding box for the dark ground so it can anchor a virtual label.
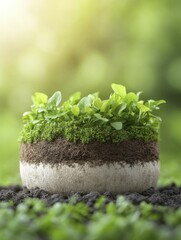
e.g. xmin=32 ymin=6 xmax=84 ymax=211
xmin=0 ymin=183 xmax=181 ymax=209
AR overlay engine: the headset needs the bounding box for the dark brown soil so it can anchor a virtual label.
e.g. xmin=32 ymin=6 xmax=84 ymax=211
xmin=0 ymin=184 xmax=181 ymax=209
xmin=21 ymin=139 xmax=159 ymax=166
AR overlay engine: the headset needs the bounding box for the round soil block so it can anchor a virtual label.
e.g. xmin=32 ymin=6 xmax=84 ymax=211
xmin=20 ymin=139 xmax=160 ymax=193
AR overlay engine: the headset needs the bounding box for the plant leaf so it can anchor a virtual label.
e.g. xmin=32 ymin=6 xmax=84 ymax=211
xmin=32 ymin=93 xmax=48 ymax=106
xmin=125 ymin=92 xmax=138 ymax=104
xmin=100 ymin=100 xmax=111 ymax=112
xmin=47 ymin=91 xmax=62 ymax=108
xmin=71 ymin=106 xmax=80 ymax=116
xmin=111 ymin=83 xmax=126 ymax=97
xmin=137 ymin=91 xmax=142 ymax=98
xmin=78 ymin=96 xmax=92 ymax=110
xmin=69 ymin=92 xmax=81 ymax=104
xmin=118 ymin=103 xmax=127 ymax=115
xmin=137 ymin=102 xmax=150 ymax=113
xmin=93 ymin=98 xmax=103 ymax=109
xmin=147 ymin=99 xmax=166 ymax=108
xmin=94 ymin=113 xmax=108 ymax=122
xmin=111 ymin=122 xmax=123 ymax=130
xmin=85 ymin=107 xmax=94 ymax=114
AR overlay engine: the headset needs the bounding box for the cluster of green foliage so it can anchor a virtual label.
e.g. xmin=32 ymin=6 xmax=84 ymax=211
xmin=20 ymin=84 xmax=165 ymax=143
xmin=0 ymin=197 xmax=181 ymax=240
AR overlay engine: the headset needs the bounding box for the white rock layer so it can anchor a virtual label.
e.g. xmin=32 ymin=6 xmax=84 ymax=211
xmin=20 ymin=160 xmax=160 ymax=193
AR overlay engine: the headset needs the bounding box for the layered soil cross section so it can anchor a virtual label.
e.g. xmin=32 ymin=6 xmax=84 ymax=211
xmin=21 ymin=138 xmax=159 ymax=167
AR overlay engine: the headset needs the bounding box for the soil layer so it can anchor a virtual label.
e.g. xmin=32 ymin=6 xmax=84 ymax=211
xmin=21 ymin=139 xmax=159 ymax=166
xmin=0 ymin=184 xmax=180 ymax=209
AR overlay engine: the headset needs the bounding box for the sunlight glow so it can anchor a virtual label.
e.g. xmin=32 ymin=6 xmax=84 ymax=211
xmin=0 ymin=0 xmax=33 ymax=34
xmin=0 ymin=0 xmax=38 ymax=50
xmin=0 ymin=0 xmax=26 ymax=23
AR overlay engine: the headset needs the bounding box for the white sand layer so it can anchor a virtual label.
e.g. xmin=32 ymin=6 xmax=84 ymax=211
xmin=20 ymin=161 xmax=160 ymax=193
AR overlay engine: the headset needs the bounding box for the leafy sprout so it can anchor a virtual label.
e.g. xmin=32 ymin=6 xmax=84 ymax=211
xmin=20 ymin=84 xmax=165 ymax=143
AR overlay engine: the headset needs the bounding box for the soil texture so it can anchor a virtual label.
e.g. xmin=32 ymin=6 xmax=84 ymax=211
xmin=21 ymin=139 xmax=159 ymax=166
xmin=0 ymin=184 xmax=180 ymax=209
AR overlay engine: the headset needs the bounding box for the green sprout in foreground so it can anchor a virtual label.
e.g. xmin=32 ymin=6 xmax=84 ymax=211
xmin=20 ymin=84 xmax=166 ymax=143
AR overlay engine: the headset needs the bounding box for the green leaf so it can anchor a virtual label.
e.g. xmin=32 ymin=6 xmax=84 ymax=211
xmin=87 ymin=94 xmax=96 ymax=101
xmin=94 ymin=113 xmax=109 ymax=122
xmin=37 ymin=107 xmax=46 ymax=113
xmin=118 ymin=103 xmax=127 ymax=115
xmin=23 ymin=111 xmax=34 ymax=121
xmin=137 ymin=102 xmax=150 ymax=113
xmin=85 ymin=107 xmax=94 ymax=114
xmin=71 ymin=105 xmax=80 ymax=116
xmin=110 ymin=93 xmax=122 ymax=108
xmin=147 ymin=99 xmax=166 ymax=109
xmin=62 ymin=100 xmax=71 ymax=111
xmin=110 ymin=122 xmax=123 ymax=130
xmin=93 ymin=98 xmax=103 ymax=109
xmin=47 ymin=91 xmax=62 ymax=108
xmin=125 ymin=92 xmax=138 ymax=104
xmin=92 ymin=92 xmax=99 ymax=97
xmin=32 ymin=119 xmax=42 ymax=124
xmin=23 ymin=111 xmax=32 ymax=117
xmin=69 ymin=92 xmax=81 ymax=104
xmin=100 ymin=100 xmax=110 ymax=112
xmin=150 ymin=114 xmax=162 ymax=122
xmin=149 ymin=99 xmax=166 ymax=105
xmin=32 ymin=92 xmax=48 ymax=106
xmin=137 ymin=91 xmax=142 ymax=98
xmin=156 ymin=99 xmax=166 ymax=105
xmin=78 ymin=96 xmax=92 ymax=110
xmin=46 ymin=114 xmax=59 ymax=120
xmin=111 ymin=83 xmax=126 ymax=97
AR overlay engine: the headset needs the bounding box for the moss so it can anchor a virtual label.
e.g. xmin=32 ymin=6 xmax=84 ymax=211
xmin=19 ymin=119 xmax=159 ymax=144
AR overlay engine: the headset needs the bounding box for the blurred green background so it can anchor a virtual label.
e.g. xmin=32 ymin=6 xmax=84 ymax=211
xmin=0 ymin=0 xmax=181 ymax=185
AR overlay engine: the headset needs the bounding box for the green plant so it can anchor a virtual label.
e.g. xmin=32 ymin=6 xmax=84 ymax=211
xmin=0 ymin=197 xmax=180 ymax=240
xmin=20 ymin=84 xmax=165 ymax=143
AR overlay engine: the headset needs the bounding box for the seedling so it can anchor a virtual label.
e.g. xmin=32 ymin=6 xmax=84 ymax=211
xmin=20 ymin=83 xmax=165 ymax=144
